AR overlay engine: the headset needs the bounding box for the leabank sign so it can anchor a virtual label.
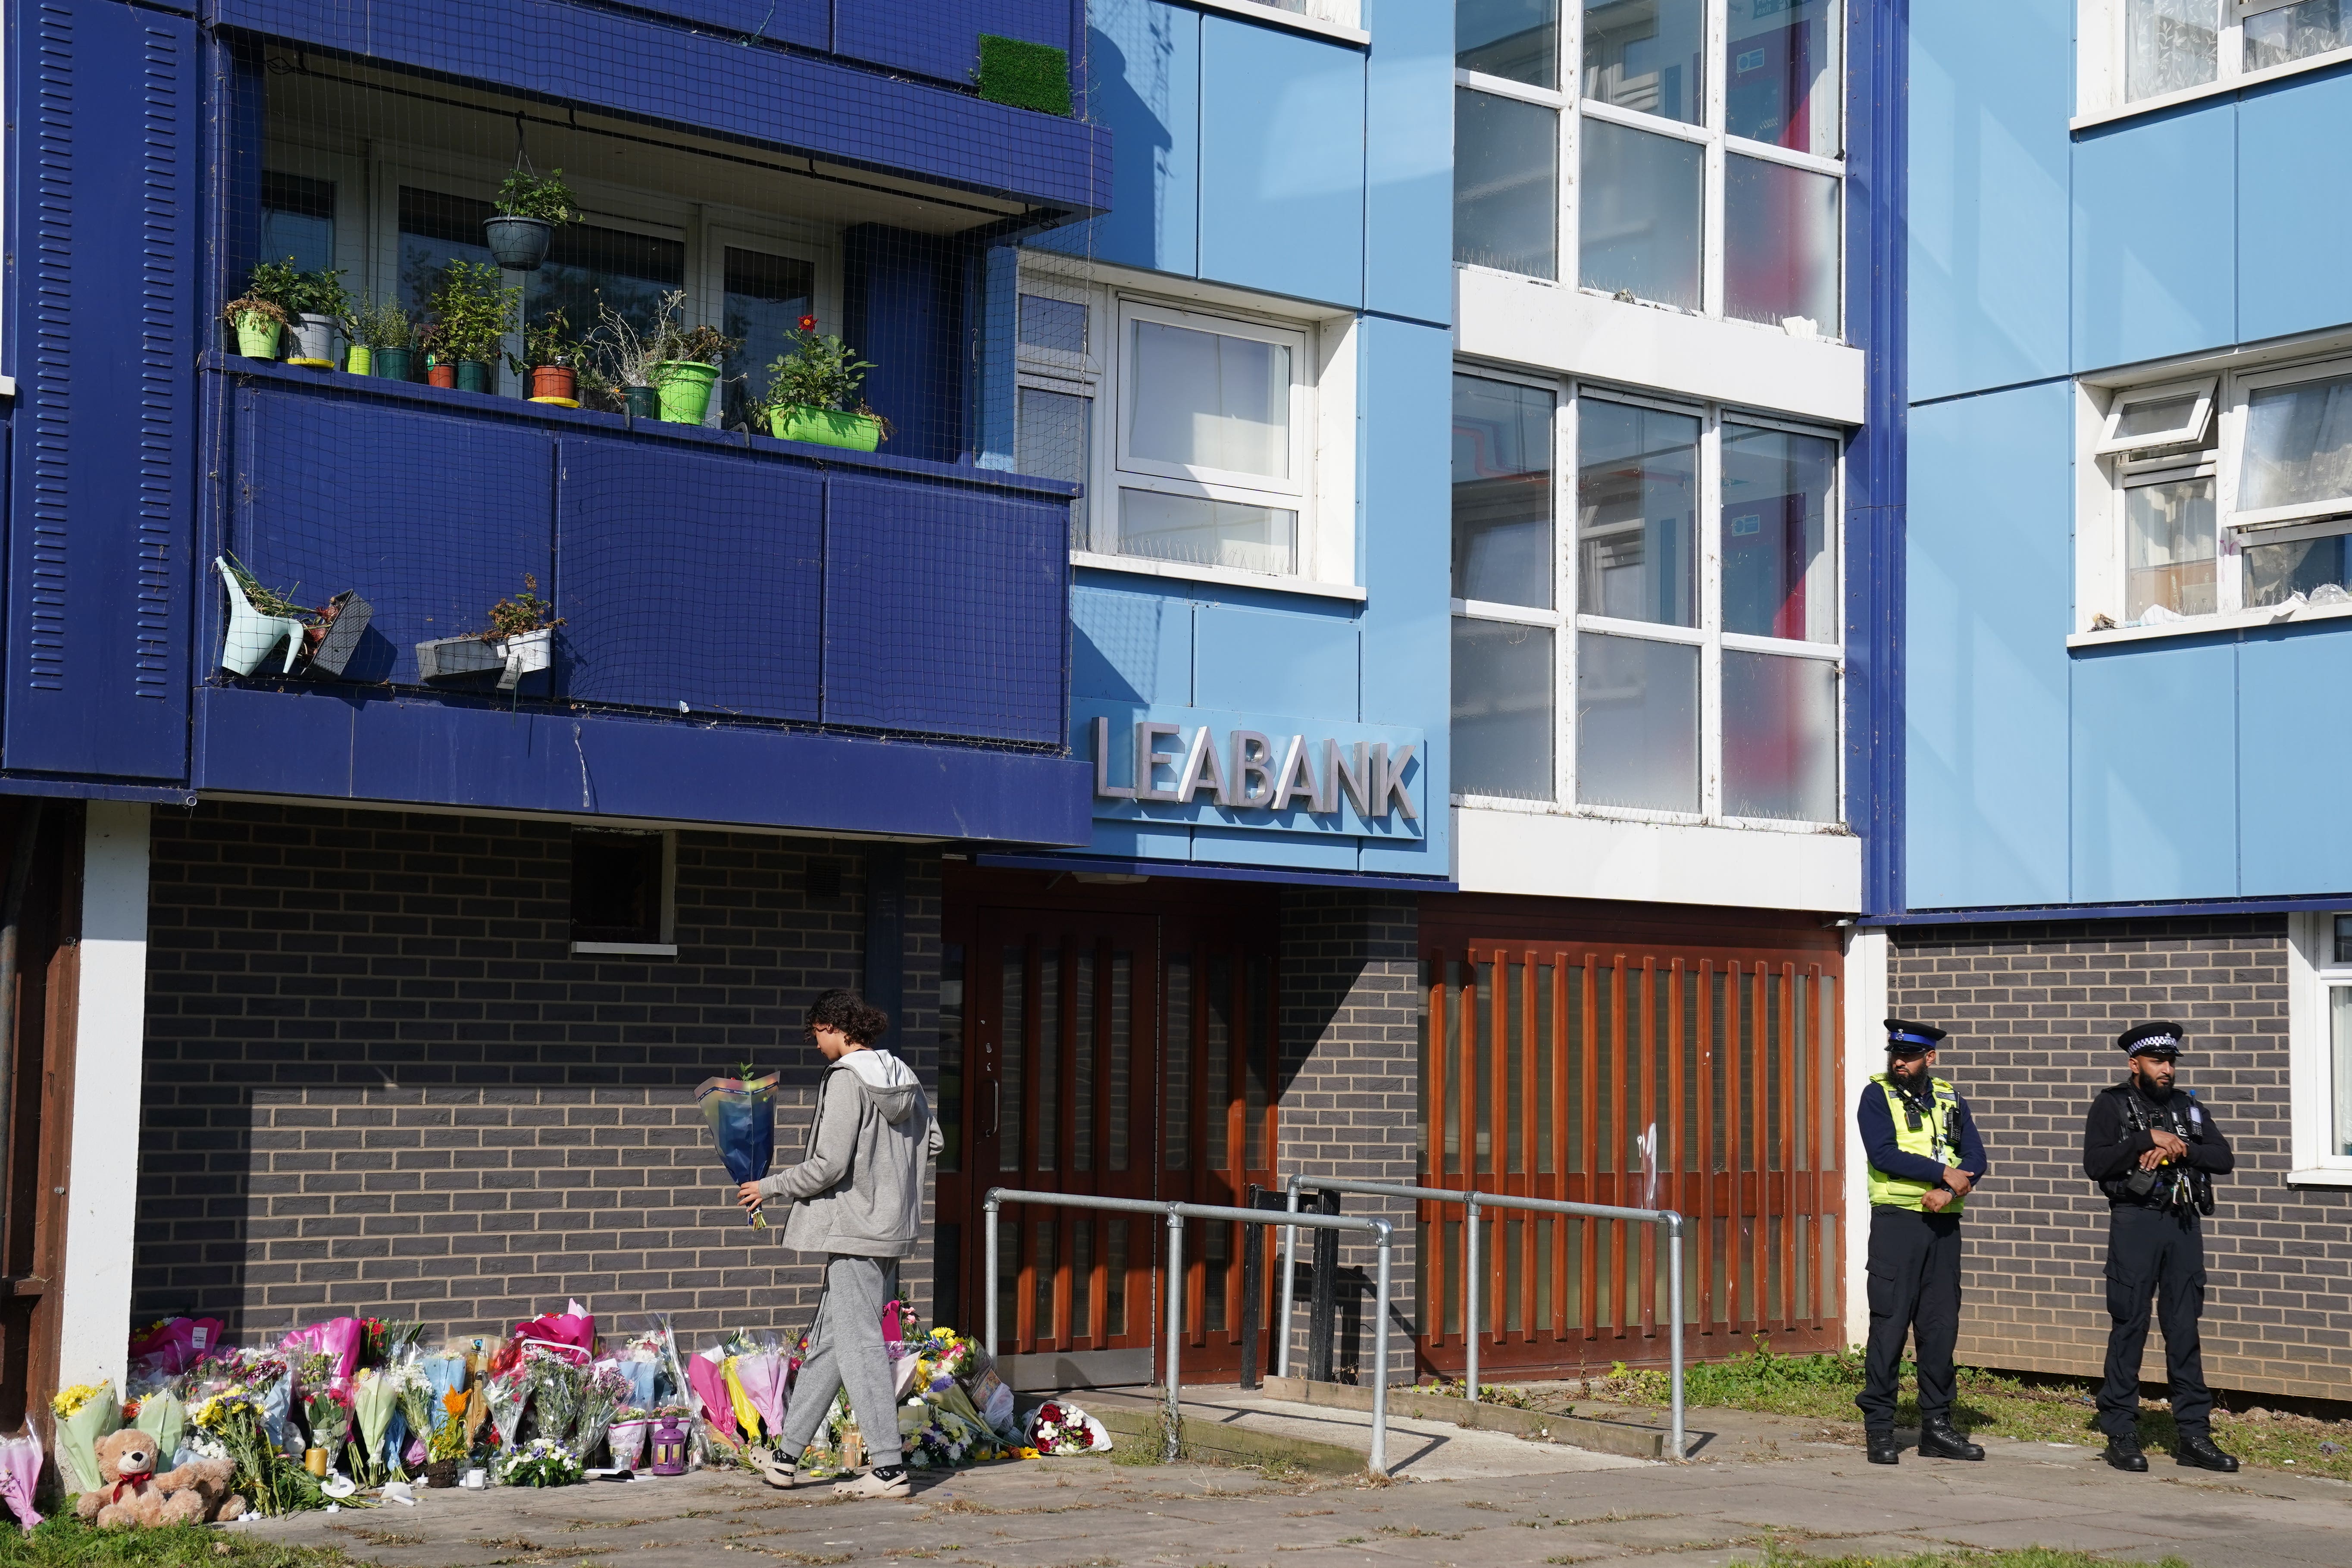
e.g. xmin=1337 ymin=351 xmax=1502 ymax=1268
xmin=1075 ymin=701 xmax=1426 ymax=839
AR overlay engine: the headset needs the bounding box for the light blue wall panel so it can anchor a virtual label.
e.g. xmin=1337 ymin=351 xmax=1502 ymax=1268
xmin=1087 ymin=821 xmax=1197 ymax=860
xmin=1355 ymin=313 xmax=1451 ymax=876
xmin=1198 ymin=16 xmax=1365 ymax=307
xmin=1362 ymin=0 xmax=1450 ymax=324
xmin=1195 ymin=823 xmax=1362 ymax=869
xmin=2071 ymin=638 xmax=2237 ymax=902
xmin=1908 ymin=0 xmax=2071 ymax=401
xmin=1041 ymin=0 xmax=1199 ymax=274
xmin=2072 ymin=102 xmax=2235 ymax=370
xmin=2240 ymin=625 xmax=2352 ymax=894
xmin=1905 ymin=383 xmax=2072 ymax=908
xmin=1193 ymin=604 xmax=1359 ymax=719
xmin=1073 ymin=579 xmax=1194 ymax=704
xmin=2239 ymin=72 xmax=2352 ymax=344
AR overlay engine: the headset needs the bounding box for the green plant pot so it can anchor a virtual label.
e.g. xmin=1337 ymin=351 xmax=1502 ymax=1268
xmin=655 ymin=361 xmax=718 ymax=424
xmin=623 ymin=385 xmax=660 ymax=419
xmin=234 ymin=314 xmax=281 ymax=359
xmin=456 ymin=360 xmax=492 ymax=394
xmin=347 ymin=344 xmax=372 ymax=377
xmin=375 ymin=347 xmax=414 ymax=382
xmin=771 ymin=405 xmax=882 ymax=451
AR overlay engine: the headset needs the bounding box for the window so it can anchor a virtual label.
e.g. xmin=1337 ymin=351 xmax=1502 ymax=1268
xmin=1023 ymin=272 xmax=1339 ymax=588
xmin=570 ymin=829 xmax=676 ymax=955
xmin=2286 ymin=913 xmax=2352 ymax=1181
xmin=1455 ymin=0 xmax=1845 ymax=336
xmin=720 ymin=244 xmax=817 ymax=426
xmin=2089 ymin=0 xmax=2352 ymax=111
xmin=261 ymin=172 xmax=338 ymax=274
xmin=2083 ymin=353 xmax=2352 ymax=629
xmin=1451 ymin=370 xmax=1843 ymax=821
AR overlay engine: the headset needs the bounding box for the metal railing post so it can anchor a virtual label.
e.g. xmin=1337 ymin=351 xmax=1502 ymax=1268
xmin=1163 ymin=1208 xmax=1184 ymax=1462
xmin=1464 ymin=1194 xmax=1481 ymax=1403
xmin=1276 ymin=1175 xmax=1302 ymax=1379
xmin=1667 ymin=1211 xmax=1685 ymax=1461
xmin=983 ymin=1193 xmax=1001 ymax=1362
xmin=1371 ymin=1219 xmax=1392 ymax=1476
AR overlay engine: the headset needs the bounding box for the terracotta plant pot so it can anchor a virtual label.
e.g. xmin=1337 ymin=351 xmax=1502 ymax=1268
xmin=428 ymin=362 xmax=458 ymax=389
xmin=531 ymin=365 xmax=578 ymax=401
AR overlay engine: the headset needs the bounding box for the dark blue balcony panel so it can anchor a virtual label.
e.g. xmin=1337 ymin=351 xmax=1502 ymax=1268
xmin=214 ymin=0 xmax=1109 ymax=214
xmin=834 ymin=0 xmax=1073 ymax=89
xmin=216 ymin=355 xmax=1074 ymax=754
xmin=194 ymin=684 xmax=1093 ymax=845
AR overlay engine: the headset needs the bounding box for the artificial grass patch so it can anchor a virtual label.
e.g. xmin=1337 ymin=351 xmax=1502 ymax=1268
xmin=0 ymin=1518 xmax=361 ymax=1568
xmin=976 ymin=35 xmax=1072 ymax=117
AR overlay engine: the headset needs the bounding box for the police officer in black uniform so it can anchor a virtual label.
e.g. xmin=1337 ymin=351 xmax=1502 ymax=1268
xmin=2083 ymin=1020 xmax=2238 ymax=1473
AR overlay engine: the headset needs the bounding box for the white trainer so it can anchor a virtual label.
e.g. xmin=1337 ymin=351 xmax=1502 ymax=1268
xmin=831 ymin=1467 xmax=910 ymax=1500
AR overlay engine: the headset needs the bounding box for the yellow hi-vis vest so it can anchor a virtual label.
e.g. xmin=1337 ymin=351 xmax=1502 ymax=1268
xmin=1866 ymin=1073 xmax=1965 ymax=1213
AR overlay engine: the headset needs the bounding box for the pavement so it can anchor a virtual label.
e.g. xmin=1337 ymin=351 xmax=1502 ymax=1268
xmin=234 ymin=1398 xmax=2352 ymax=1568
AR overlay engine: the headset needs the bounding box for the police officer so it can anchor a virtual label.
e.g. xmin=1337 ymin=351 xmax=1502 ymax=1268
xmin=1856 ymin=1018 xmax=1990 ymax=1465
xmin=2083 ymin=1021 xmax=2238 ymax=1473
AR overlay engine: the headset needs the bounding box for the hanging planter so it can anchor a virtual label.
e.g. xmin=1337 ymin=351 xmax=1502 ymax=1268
xmin=770 ymin=405 xmax=883 ymax=451
xmin=301 ymin=589 xmax=375 ymax=678
xmin=415 ymin=634 xmax=507 ymax=681
xmin=484 ymin=166 xmax=579 ymax=273
xmin=483 ymin=215 xmax=553 ymax=271
xmin=419 ymin=574 xmax=563 ymax=689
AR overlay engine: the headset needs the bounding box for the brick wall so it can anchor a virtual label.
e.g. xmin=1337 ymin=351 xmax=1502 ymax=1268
xmin=1889 ymin=916 xmax=2352 ymax=1401
xmin=1276 ymin=890 xmax=1420 ymax=1381
xmin=137 ymin=802 xmax=941 ymax=1346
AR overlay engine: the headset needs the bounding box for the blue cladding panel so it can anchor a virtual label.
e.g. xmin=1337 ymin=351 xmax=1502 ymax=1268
xmin=2239 ymin=71 xmax=2352 ymax=344
xmin=1193 ymin=604 xmax=1357 ymax=720
xmin=1905 ymin=384 xmax=2072 ymax=909
xmin=1044 ymin=0 xmax=1200 ymax=273
xmin=1198 ymin=16 xmax=1364 ymax=307
xmin=556 ymin=441 xmax=822 ymax=720
xmin=1356 ymin=316 xmax=1451 ymax=875
xmin=1362 ymin=0 xmax=1451 ymax=323
xmin=4 ymin=2 xmax=197 ymax=780
xmin=2072 ymin=103 xmax=2235 ymax=370
xmin=1194 ymin=823 xmax=1359 ymax=870
xmin=232 ymin=389 xmax=554 ymax=688
xmin=824 ymin=475 xmax=1067 ymax=742
xmin=195 ymin=686 xmax=1093 ymax=844
xmin=834 ymin=0 xmax=1072 ymax=85
xmin=1908 ymin=0 xmax=2071 ymax=401
xmin=641 ymin=0 xmax=825 ymax=48
xmin=212 ymin=0 xmax=1108 ymax=212
xmin=844 ymin=228 xmax=964 ymax=465
xmin=2240 ymin=625 xmax=2352 ymax=895
xmin=2071 ymin=638 xmax=2237 ymax=902
xmin=1073 ymin=580 xmax=1193 ymax=704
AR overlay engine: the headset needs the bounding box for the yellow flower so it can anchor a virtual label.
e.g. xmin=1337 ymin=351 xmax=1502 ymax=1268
xmin=50 ymin=1383 xmax=104 ymax=1418
xmin=1013 ymin=1446 xmax=1040 ymax=1460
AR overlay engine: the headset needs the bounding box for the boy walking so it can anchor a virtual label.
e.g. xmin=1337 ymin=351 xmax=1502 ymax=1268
xmin=739 ymin=989 xmax=940 ymax=1499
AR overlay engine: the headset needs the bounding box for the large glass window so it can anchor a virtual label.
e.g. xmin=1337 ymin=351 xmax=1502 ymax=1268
xmin=1451 ymin=372 xmax=1843 ymax=822
xmin=1454 ymin=0 xmax=1842 ymax=336
xmin=722 ymin=245 xmax=816 ymax=427
xmin=261 ymin=172 xmax=337 ymax=275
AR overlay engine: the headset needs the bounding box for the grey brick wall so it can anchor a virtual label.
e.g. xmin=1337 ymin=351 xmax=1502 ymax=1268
xmin=137 ymin=802 xmax=941 ymax=1346
xmin=1276 ymin=890 xmax=1420 ymax=1382
xmin=1889 ymin=916 xmax=2352 ymax=1401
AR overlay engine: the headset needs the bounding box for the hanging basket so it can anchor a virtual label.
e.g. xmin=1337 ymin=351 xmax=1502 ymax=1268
xmin=484 ymin=215 xmax=553 ymax=270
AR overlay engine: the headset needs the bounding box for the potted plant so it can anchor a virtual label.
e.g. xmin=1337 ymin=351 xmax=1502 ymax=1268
xmin=584 ymin=291 xmax=681 ymax=419
xmin=224 ymin=258 xmax=303 ymax=359
xmin=424 ymin=261 xmax=520 ymax=394
xmin=652 ymin=321 xmax=738 ymax=426
xmin=751 ymin=314 xmax=888 ymax=451
xmin=285 ymin=265 xmax=351 ymax=367
xmin=509 ymin=309 xmax=580 ymax=404
xmin=415 ymin=573 xmax=563 ymax=690
xmin=218 ymin=555 xmax=372 ymax=678
xmin=485 ymin=166 xmax=578 ymax=271
xmin=345 ymin=294 xmax=416 ymax=380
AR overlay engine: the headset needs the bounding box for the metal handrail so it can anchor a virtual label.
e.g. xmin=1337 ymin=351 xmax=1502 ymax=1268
xmin=1278 ymin=1174 xmax=1687 ymax=1460
xmin=982 ymin=1186 xmax=1395 ymax=1472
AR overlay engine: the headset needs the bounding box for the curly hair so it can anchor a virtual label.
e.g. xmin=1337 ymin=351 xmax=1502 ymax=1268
xmin=806 ymin=987 xmax=890 ymax=1045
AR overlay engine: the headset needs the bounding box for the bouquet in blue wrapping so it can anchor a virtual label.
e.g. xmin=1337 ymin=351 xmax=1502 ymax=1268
xmin=697 ymin=1067 xmax=779 ymax=1228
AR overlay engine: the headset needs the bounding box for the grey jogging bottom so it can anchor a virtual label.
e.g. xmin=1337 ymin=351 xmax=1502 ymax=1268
xmin=776 ymin=1254 xmax=902 ymax=1467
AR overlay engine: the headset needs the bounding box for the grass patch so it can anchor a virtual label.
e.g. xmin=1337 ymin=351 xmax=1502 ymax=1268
xmin=1757 ymin=1554 xmax=2195 ymax=1568
xmin=1592 ymin=1341 xmax=2352 ymax=1482
xmin=0 ymin=1520 xmax=363 ymax=1568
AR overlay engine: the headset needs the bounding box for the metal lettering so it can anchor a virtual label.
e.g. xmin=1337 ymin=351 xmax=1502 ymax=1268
xmin=1272 ymin=735 xmax=1324 ymax=812
xmin=1373 ymin=743 xmax=1418 ymax=820
xmin=1175 ymin=726 xmax=1229 ymax=803
xmin=1092 ymin=716 xmax=1135 ymax=800
xmin=1327 ymin=739 xmax=1375 ymax=817
xmin=1134 ymin=722 xmax=1185 ymax=803
xmin=1226 ymin=731 xmax=1278 ymax=808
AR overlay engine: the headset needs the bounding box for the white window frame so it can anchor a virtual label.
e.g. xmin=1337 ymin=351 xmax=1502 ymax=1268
xmin=1454 ymin=0 xmax=1847 ymax=340
xmin=2078 ymin=0 xmax=2352 ymax=125
xmin=1450 ymin=363 xmax=1846 ymax=829
xmin=2286 ymin=912 xmax=2352 ymax=1184
xmin=2094 ymin=375 xmax=2217 ymax=457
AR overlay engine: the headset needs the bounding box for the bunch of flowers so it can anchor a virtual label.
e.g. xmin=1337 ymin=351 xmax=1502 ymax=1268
xmin=1024 ymin=1400 xmax=1109 ymax=1456
xmin=528 ymin=1352 xmax=585 ymax=1447
xmin=572 ymin=1363 xmax=632 ymax=1467
xmin=498 ymin=1437 xmax=582 ymax=1488
xmin=920 ymin=1326 xmax=978 ymax=1382
xmin=360 ymin=1318 xmax=425 ymax=1368
xmin=395 ymin=1362 xmax=438 ymax=1472
xmin=899 ymin=1395 xmax=995 ymax=1470
xmin=303 ymin=1381 xmax=353 ymax=1473
xmin=429 ymin=1391 xmax=471 ymax=1463
xmin=193 ymin=1347 xmax=288 ymax=1397
xmin=196 ymin=1389 xmax=325 ymax=1516
xmin=50 ymin=1382 xmax=121 ymax=1492
xmin=482 ymin=1367 xmax=532 ymax=1451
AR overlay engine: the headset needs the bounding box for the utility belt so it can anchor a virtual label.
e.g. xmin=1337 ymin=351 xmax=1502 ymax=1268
xmin=2099 ymin=1092 xmax=2214 ymax=1216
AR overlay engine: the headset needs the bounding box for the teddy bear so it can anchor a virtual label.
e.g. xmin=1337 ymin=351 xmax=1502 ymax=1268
xmin=75 ymin=1428 xmax=246 ymax=1527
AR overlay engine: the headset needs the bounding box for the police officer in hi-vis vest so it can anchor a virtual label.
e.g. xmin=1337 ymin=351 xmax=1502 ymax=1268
xmin=1855 ymin=1018 xmax=1990 ymax=1465
xmin=2083 ymin=1020 xmax=2238 ymax=1474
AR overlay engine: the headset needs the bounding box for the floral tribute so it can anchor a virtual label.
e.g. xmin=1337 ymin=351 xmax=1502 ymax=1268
xmin=1024 ymin=1400 xmax=1111 ymax=1456
xmin=498 ymin=1437 xmax=582 ymax=1488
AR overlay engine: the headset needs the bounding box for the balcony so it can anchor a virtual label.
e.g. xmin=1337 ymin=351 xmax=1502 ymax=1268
xmin=198 ymin=357 xmax=1089 ymax=845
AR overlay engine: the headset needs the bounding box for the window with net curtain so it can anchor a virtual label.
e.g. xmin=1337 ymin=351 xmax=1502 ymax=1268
xmin=1117 ymin=318 xmax=1298 ymax=576
xmin=2127 ymin=0 xmax=2352 ymax=102
xmin=2238 ymin=366 xmax=2352 ymax=606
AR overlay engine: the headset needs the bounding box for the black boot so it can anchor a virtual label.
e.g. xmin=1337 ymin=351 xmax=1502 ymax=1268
xmin=2176 ymin=1433 xmax=2239 ymax=1472
xmin=2102 ymin=1435 xmax=2149 ymax=1472
xmin=1917 ymin=1417 xmax=1985 ymax=1461
xmin=1866 ymin=1430 xmax=1902 ymax=1465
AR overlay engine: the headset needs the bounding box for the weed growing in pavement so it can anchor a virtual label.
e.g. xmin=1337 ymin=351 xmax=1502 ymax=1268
xmin=1751 ymin=1553 xmax=2197 ymax=1568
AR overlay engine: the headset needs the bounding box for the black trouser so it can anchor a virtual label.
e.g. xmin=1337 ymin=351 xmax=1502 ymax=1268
xmin=2098 ymin=1203 xmax=2211 ymax=1441
xmin=1855 ymin=1205 xmax=1962 ymax=1432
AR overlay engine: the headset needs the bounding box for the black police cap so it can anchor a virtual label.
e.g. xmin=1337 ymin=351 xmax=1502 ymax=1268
xmin=2118 ymin=1020 xmax=2185 ymax=1058
xmin=1883 ymin=1017 xmax=1947 ymax=1056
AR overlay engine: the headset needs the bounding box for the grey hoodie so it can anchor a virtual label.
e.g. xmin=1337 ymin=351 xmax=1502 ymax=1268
xmin=757 ymin=1048 xmax=941 ymax=1258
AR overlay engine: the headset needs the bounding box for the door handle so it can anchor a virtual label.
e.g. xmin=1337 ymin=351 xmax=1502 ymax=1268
xmin=988 ymin=1078 xmax=1002 ymax=1138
